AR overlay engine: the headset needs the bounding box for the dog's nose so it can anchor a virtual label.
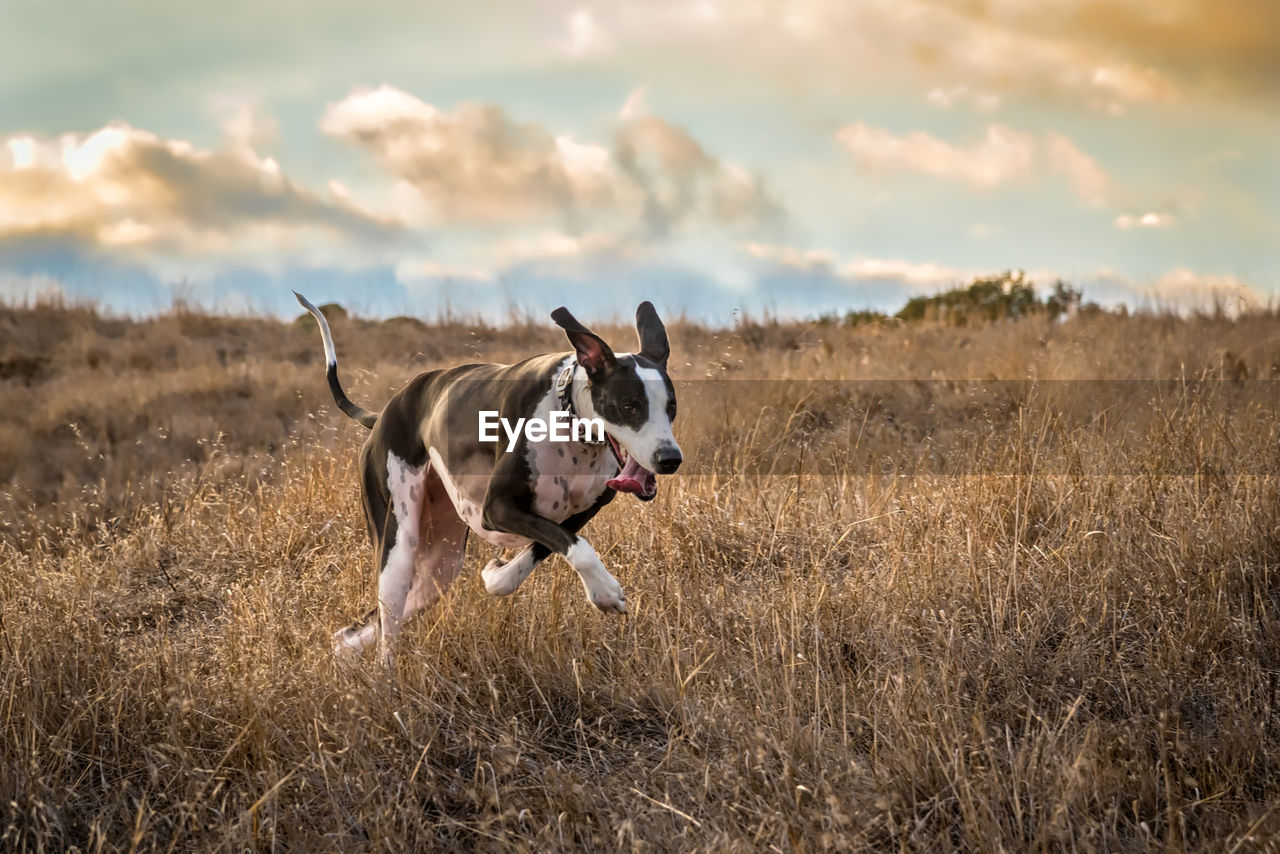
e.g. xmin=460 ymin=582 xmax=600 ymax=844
xmin=654 ymin=447 xmax=682 ymax=474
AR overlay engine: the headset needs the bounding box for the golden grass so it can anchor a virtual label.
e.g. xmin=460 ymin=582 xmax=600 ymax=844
xmin=2 ymin=303 xmax=1279 ymax=851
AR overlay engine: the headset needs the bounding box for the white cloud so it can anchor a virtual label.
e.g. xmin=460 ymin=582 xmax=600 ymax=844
xmin=740 ymin=240 xmax=838 ymax=272
xmin=97 ymin=218 xmax=156 ymax=247
xmin=496 ymin=231 xmax=633 ymax=267
xmin=974 ymin=93 xmax=1002 ymax=113
xmin=619 ymin=84 xmax=650 ymax=120
xmin=0 ymin=121 xmax=402 ymax=269
xmin=323 ymin=85 xmax=781 ymax=238
xmin=1148 ymin=269 xmax=1260 ymax=310
xmin=838 ymin=256 xmax=967 ymax=286
xmin=1088 ymin=65 xmax=1173 ymax=104
xmin=572 ymin=0 xmax=1185 ymax=111
xmin=1114 ymin=212 xmax=1176 ymax=230
xmin=837 ymin=121 xmax=1110 ymax=204
xmin=926 ymin=85 xmax=1001 ymax=112
xmin=740 ymin=241 xmax=969 ymax=288
xmin=1087 ymin=267 xmax=1264 ymax=314
xmin=744 ymin=241 xmax=1269 ymax=318
xmin=926 ymin=87 xmax=963 ymax=109
xmin=394 ymin=259 xmax=493 ymax=284
xmin=321 ymin=88 xmax=609 ymax=224
xmin=1045 ymin=132 xmax=1109 ymax=205
xmin=563 ymin=7 xmax=613 ymax=57
xmin=211 ymin=95 xmax=278 ymax=158
xmin=0 ymin=273 xmax=64 ymax=304
xmin=836 ymin=122 xmax=1034 ymax=188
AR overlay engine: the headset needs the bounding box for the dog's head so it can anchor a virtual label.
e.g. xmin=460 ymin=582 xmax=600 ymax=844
xmin=551 ymin=302 xmax=681 ymax=501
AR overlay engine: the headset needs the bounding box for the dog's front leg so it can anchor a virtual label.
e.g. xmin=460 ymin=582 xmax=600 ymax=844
xmin=481 ymin=496 xmax=626 ymax=614
xmin=482 ymin=491 xmax=615 ymax=597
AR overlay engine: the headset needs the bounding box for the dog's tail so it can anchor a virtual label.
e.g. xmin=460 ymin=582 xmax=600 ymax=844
xmin=294 ymin=291 xmax=378 ymax=429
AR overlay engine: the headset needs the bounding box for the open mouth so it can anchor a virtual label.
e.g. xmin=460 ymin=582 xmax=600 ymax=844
xmin=605 ymin=435 xmax=658 ymax=501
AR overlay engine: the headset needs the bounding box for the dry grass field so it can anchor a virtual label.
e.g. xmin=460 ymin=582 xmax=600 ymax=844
xmin=2 ymin=299 xmax=1280 ymax=851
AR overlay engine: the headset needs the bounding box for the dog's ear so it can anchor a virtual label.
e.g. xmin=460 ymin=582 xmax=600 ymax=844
xmin=552 ymin=307 xmax=617 ymax=376
xmin=634 ymin=301 xmax=669 ymax=367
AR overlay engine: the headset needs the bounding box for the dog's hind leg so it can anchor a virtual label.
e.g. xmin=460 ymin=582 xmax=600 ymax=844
xmin=333 ymin=443 xmax=392 ymax=659
xmin=376 ymin=452 xmax=428 ymax=666
xmin=401 ymin=469 xmax=468 ymax=623
xmin=333 ymin=606 xmax=378 ymax=656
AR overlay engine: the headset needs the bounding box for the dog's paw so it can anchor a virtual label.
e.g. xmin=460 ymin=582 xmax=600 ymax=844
xmin=566 ymin=540 xmax=627 ymax=615
xmin=587 ymin=575 xmax=628 ymax=615
xmin=331 ymin=626 xmax=368 ymax=663
xmin=331 ymin=639 xmax=361 ymax=666
xmin=482 ymin=553 xmax=532 ymax=596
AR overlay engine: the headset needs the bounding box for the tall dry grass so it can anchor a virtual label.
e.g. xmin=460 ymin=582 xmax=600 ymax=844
xmin=2 ymin=302 xmax=1279 ymax=851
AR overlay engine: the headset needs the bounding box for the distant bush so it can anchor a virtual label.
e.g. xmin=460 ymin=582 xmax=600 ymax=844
xmin=895 ymin=271 xmax=1082 ymax=325
xmin=841 ymin=309 xmax=890 ymax=327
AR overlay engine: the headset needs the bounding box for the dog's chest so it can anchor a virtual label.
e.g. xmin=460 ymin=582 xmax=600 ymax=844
xmin=526 ymin=438 xmax=616 ymax=522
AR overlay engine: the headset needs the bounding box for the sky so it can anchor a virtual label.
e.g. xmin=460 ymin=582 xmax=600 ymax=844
xmin=1 ymin=0 xmax=1277 ymax=323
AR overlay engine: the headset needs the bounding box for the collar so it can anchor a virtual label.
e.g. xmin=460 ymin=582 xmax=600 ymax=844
xmin=555 ymin=361 xmax=608 ymax=446
xmin=554 ymin=361 xmax=577 ymax=414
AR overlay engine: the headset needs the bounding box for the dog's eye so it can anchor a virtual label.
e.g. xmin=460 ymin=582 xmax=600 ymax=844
xmin=621 ymin=400 xmax=640 ymax=415
xmin=666 ymin=402 xmax=677 ymax=420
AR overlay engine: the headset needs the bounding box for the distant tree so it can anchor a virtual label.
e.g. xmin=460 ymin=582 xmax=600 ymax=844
xmin=842 ymin=309 xmax=888 ymax=327
xmin=1045 ymin=280 xmax=1083 ymax=320
xmin=893 ymin=271 xmax=1079 ymax=326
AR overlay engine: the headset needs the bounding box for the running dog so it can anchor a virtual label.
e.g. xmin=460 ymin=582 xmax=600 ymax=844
xmin=295 ymin=293 xmax=681 ymax=664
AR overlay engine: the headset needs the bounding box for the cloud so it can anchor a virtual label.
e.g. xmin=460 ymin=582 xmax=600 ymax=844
xmin=494 ymin=231 xmax=628 ymax=266
xmin=613 ymin=114 xmax=783 ymax=238
xmin=1083 ymin=267 xmax=1264 ymax=313
xmin=902 ymin=0 xmax=1280 ymax=103
xmin=740 ymin=240 xmax=989 ymax=314
xmin=392 ymin=229 xmax=642 ymax=290
xmin=0 ymin=273 xmax=64 ymax=305
xmin=1114 ymin=212 xmax=1176 ymax=230
xmin=321 ymin=87 xmax=611 ymax=226
xmin=211 ymin=95 xmax=279 ymax=158
xmin=740 ymin=241 xmax=838 ymax=272
xmin=562 ymin=7 xmax=613 ymax=57
xmin=838 ymin=122 xmax=1110 ymax=203
xmin=1045 ymin=132 xmax=1109 ymax=205
xmin=926 ymin=85 xmax=1001 ymax=112
xmin=619 ymin=84 xmax=650 ymax=120
xmin=394 ymin=259 xmax=493 ymax=285
xmin=0 ymin=121 xmax=404 ymax=271
xmin=836 ymin=123 xmax=1034 ymax=188
xmin=585 ymin=1 xmax=1274 ymax=106
xmin=569 ymin=0 xmax=1187 ymax=111
xmin=1053 ymin=0 xmax=1280 ymax=97
xmin=743 ymin=241 xmax=1270 ymax=318
xmin=1147 ymin=268 xmax=1261 ymax=311
xmin=322 ymin=85 xmax=782 ymax=239
xmin=741 ymin=241 xmax=969 ymax=288
xmin=1206 ymin=148 xmax=1243 ymax=164
xmin=909 ymin=2 xmax=1180 ymax=108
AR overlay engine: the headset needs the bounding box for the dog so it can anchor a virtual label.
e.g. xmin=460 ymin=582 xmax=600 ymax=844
xmin=295 ymin=292 xmax=681 ymax=664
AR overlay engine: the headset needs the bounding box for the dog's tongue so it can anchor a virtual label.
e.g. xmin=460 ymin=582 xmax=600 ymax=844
xmin=607 ymin=454 xmax=658 ymax=500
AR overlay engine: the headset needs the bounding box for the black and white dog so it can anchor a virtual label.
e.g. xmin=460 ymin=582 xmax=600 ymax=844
xmin=296 ymin=293 xmax=681 ymax=664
